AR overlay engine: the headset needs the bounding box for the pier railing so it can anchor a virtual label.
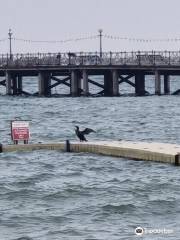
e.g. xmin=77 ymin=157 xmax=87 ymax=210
xmin=1 ymin=51 xmax=180 ymax=67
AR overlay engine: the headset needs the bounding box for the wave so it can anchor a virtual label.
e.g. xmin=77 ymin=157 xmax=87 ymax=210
xmin=15 ymin=172 xmax=55 ymax=184
xmin=102 ymin=203 xmax=136 ymax=214
xmin=13 ymin=237 xmax=33 ymax=240
xmin=43 ymin=186 xmax=92 ymax=200
xmin=148 ymin=199 xmax=177 ymax=205
xmin=1 ymin=188 xmax=39 ymax=200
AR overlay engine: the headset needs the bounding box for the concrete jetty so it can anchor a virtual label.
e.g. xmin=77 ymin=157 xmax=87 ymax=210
xmin=1 ymin=140 xmax=180 ymax=166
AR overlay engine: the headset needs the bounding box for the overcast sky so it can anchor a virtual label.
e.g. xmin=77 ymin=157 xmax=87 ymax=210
xmin=0 ymin=0 xmax=180 ymax=53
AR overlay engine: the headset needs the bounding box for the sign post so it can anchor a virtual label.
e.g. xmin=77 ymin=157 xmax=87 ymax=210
xmin=11 ymin=120 xmax=30 ymax=144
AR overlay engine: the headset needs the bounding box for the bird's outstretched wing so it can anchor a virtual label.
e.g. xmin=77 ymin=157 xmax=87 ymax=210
xmin=82 ymin=128 xmax=96 ymax=135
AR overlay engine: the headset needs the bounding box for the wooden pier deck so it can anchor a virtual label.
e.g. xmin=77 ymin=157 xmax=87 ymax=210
xmin=1 ymin=141 xmax=180 ymax=166
xmin=1 ymin=51 xmax=180 ymax=96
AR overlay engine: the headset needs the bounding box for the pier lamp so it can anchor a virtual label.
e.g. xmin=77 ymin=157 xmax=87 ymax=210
xmin=98 ymin=29 xmax=103 ymax=58
xmin=8 ymin=29 xmax=13 ymax=60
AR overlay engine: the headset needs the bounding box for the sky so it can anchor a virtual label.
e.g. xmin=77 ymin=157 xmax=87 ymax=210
xmin=0 ymin=0 xmax=180 ymax=53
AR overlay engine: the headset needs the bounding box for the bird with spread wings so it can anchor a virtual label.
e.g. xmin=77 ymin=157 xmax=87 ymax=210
xmin=75 ymin=126 xmax=95 ymax=142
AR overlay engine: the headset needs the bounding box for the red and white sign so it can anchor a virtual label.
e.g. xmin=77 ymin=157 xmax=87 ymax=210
xmin=11 ymin=121 xmax=30 ymax=141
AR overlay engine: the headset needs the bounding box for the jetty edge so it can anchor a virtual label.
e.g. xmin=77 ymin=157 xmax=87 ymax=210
xmin=0 ymin=140 xmax=180 ymax=166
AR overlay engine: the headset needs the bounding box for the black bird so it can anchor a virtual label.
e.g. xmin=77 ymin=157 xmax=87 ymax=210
xmin=75 ymin=126 xmax=95 ymax=142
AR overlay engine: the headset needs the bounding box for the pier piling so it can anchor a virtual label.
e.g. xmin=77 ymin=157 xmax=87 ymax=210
xmin=38 ymin=72 xmax=51 ymax=96
xmin=155 ymin=70 xmax=161 ymax=95
xmin=6 ymin=71 xmax=12 ymax=95
xmin=104 ymin=71 xmax=113 ymax=96
xmin=12 ymin=74 xmax=18 ymax=95
xmin=164 ymin=74 xmax=170 ymax=94
xmin=71 ymin=70 xmax=80 ymax=97
xmin=17 ymin=76 xmax=22 ymax=95
xmin=82 ymin=70 xmax=89 ymax=96
xmin=112 ymin=70 xmax=119 ymax=96
xmin=135 ymin=72 xmax=145 ymax=96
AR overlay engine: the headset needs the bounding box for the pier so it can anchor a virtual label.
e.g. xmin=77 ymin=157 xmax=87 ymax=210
xmin=1 ymin=141 xmax=180 ymax=165
xmin=1 ymin=51 xmax=180 ymax=96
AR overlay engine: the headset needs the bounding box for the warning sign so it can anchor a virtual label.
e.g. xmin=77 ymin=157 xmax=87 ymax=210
xmin=11 ymin=121 xmax=30 ymax=141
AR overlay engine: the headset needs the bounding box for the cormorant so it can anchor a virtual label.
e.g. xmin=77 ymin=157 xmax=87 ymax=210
xmin=75 ymin=126 xmax=95 ymax=142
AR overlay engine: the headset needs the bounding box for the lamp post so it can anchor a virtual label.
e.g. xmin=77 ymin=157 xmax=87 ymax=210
xmin=8 ymin=29 xmax=13 ymax=60
xmin=98 ymin=29 xmax=103 ymax=58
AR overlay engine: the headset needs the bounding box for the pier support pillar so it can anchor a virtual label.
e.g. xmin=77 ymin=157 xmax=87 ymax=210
xmin=6 ymin=73 xmax=23 ymax=95
xmin=104 ymin=71 xmax=113 ymax=96
xmin=38 ymin=72 xmax=51 ymax=96
xmin=135 ymin=72 xmax=145 ymax=96
xmin=17 ymin=76 xmax=23 ymax=95
xmin=112 ymin=70 xmax=119 ymax=96
xmin=78 ymin=72 xmax=82 ymax=95
xmin=155 ymin=71 xmax=161 ymax=95
xmin=71 ymin=70 xmax=81 ymax=97
xmin=164 ymin=74 xmax=170 ymax=94
xmin=12 ymin=75 xmax=18 ymax=95
xmin=6 ymin=71 xmax=12 ymax=95
xmin=82 ymin=70 xmax=89 ymax=96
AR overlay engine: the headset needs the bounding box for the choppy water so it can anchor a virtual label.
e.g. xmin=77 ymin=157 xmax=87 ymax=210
xmin=0 ymin=77 xmax=180 ymax=239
